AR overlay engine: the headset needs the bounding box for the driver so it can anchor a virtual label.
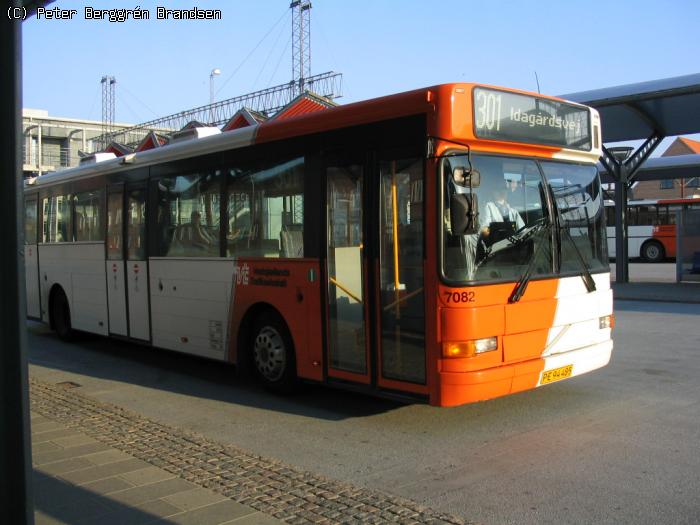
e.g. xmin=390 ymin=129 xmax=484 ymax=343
xmin=481 ymin=187 xmax=525 ymax=239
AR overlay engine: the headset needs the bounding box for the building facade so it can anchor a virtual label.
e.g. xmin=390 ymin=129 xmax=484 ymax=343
xmin=632 ymin=137 xmax=700 ymax=199
xmin=22 ymin=109 xmax=132 ymax=178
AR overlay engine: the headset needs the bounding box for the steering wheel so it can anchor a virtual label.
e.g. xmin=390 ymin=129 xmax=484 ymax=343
xmin=508 ymin=217 xmax=547 ymax=245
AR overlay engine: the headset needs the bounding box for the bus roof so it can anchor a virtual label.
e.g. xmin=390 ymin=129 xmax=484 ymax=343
xmin=26 ymin=83 xmax=594 ymax=191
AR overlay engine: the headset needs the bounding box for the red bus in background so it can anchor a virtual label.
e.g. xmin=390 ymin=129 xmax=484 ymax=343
xmin=605 ymin=198 xmax=700 ymax=262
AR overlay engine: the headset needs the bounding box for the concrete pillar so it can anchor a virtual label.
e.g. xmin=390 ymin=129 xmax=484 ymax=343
xmin=37 ymin=124 xmax=42 ymax=176
xmin=68 ymin=128 xmax=83 ymax=168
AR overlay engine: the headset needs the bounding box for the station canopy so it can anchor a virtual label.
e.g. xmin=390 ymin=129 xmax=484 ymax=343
xmin=562 ymin=74 xmax=700 ymax=183
xmin=561 ymin=73 xmax=700 ymax=143
xmin=596 ymin=153 xmax=700 ymax=184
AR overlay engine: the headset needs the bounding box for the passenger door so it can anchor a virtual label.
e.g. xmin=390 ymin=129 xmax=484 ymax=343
xmin=324 ymin=155 xmax=427 ymax=391
xmin=106 ymin=188 xmax=128 ymax=336
xmin=375 ymin=157 xmax=426 ymax=388
xmin=325 ymin=160 xmax=370 ymax=383
xmin=24 ymin=196 xmax=41 ymax=318
xmin=125 ymin=186 xmax=150 ymax=341
xmin=105 ymin=184 xmax=150 ymax=340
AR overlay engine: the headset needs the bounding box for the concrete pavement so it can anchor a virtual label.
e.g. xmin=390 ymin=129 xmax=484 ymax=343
xmin=30 ymin=378 xmax=467 ymax=525
xmin=32 ymin=405 xmax=283 ymax=525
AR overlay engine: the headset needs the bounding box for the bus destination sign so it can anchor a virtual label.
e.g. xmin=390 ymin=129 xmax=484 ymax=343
xmin=473 ymin=87 xmax=591 ymax=151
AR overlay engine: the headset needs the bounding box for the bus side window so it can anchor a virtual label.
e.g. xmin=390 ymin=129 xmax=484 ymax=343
xmin=42 ymin=194 xmax=72 ymax=243
xmin=227 ymin=157 xmax=304 ymax=258
xmin=637 ymin=205 xmax=653 ymax=226
xmin=75 ymin=190 xmax=103 ymax=242
xmin=107 ymin=192 xmax=123 ymax=259
xmin=668 ymin=206 xmax=679 ymax=225
xmin=25 ymin=197 xmax=37 ymax=245
xmin=157 ymin=171 xmax=222 ymax=258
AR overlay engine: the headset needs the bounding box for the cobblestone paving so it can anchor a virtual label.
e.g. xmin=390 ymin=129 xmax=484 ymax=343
xmin=30 ymin=378 xmax=469 ymax=525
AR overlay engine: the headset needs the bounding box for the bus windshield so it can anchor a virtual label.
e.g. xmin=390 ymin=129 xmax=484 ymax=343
xmin=541 ymin=161 xmax=608 ymax=274
xmin=442 ymin=154 xmax=607 ymax=284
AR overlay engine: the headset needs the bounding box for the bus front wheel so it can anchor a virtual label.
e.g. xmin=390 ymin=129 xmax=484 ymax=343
xmin=251 ymin=311 xmax=297 ymax=393
xmin=51 ymin=287 xmax=74 ymax=340
xmin=641 ymin=240 xmax=665 ymax=263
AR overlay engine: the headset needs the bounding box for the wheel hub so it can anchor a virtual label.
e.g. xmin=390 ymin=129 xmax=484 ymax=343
xmin=254 ymin=326 xmax=286 ymax=382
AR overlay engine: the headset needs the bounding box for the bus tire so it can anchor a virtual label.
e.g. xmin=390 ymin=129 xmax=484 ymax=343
xmin=50 ymin=287 xmax=74 ymax=341
xmin=641 ymin=240 xmax=665 ymax=263
xmin=250 ymin=310 xmax=297 ymax=393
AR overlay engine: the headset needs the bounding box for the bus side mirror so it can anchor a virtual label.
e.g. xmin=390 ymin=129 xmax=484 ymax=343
xmin=466 ymin=168 xmax=480 ymax=188
xmin=453 ymin=167 xmax=481 ymax=188
xmin=450 ymin=193 xmax=479 ymax=235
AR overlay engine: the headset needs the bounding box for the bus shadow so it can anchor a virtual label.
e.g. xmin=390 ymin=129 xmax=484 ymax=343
xmin=26 ymin=322 xmax=403 ymax=421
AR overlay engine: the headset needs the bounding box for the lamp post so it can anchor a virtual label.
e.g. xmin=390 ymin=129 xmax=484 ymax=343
xmin=209 ymin=68 xmax=220 ymax=124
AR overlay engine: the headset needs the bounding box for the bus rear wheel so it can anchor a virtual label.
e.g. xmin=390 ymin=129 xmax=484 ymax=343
xmin=51 ymin=287 xmax=74 ymax=340
xmin=251 ymin=311 xmax=297 ymax=393
xmin=641 ymin=240 xmax=665 ymax=263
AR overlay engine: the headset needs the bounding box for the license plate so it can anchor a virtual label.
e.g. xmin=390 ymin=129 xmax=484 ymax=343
xmin=540 ymin=364 xmax=573 ymax=384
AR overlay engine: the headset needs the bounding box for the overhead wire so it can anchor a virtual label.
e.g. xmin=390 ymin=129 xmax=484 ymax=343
xmin=215 ymin=8 xmax=290 ymax=98
xmin=115 ymin=93 xmax=143 ymax=124
xmin=315 ymin=12 xmax=339 ymax=73
xmin=86 ymin=88 xmax=99 ymax=121
xmin=119 ymin=83 xmax=161 ymax=119
xmin=267 ymin=33 xmax=293 ymax=88
xmin=250 ymin=10 xmax=291 ymax=92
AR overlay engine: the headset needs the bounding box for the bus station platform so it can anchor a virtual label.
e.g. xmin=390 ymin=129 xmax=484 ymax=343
xmin=29 ymin=378 xmax=466 ymax=525
xmin=608 ymin=262 xmax=700 ymax=303
xmin=613 ymin=282 xmax=700 ymax=304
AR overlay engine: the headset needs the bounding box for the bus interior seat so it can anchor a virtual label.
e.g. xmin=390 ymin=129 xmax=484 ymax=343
xmin=280 ymin=224 xmax=303 ymax=257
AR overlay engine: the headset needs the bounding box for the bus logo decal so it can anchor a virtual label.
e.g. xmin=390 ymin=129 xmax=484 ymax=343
xmin=234 ymin=263 xmax=250 ymax=286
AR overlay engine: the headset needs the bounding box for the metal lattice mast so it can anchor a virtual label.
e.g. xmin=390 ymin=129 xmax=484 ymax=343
xmin=101 ymin=75 xmax=116 ymax=148
xmin=290 ymin=1 xmax=311 ymax=97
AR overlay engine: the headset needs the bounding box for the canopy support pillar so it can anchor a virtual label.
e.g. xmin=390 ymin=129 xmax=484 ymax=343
xmin=601 ymin=131 xmax=663 ymax=283
xmin=0 ymin=6 xmax=34 ymax=525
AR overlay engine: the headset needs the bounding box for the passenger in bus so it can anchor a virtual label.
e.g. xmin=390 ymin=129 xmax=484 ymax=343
xmin=172 ymin=210 xmax=215 ymax=253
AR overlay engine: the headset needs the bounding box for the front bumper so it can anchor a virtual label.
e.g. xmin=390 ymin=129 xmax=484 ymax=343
xmin=437 ymin=339 xmax=612 ymax=407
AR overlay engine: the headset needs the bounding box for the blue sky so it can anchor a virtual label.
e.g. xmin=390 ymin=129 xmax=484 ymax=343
xmin=22 ymin=0 xmax=700 ymax=136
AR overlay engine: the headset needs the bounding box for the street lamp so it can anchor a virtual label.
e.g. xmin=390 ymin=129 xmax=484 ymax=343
xmin=209 ymin=68 xmax=221 ymax=105
xmin=209 ymin=68 xmax=220 ymax=124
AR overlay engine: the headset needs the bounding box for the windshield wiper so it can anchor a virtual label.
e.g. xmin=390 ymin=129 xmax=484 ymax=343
xmin=508 ymin=220 xmax=552 ymax=303
xmin=560 ymin=226 xmax=596 ymax=293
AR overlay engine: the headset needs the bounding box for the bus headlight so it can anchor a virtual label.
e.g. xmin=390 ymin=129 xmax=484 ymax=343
xmin=442 ymin=337 xmax=498 ymax=358
xmin=599 ymin=315 xmax=615 ymax=330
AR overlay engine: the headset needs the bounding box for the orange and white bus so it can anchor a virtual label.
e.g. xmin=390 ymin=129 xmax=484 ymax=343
xmin=23 ymin=83 xmax=612 ymax=407
xmin=605 ymin=197 xmax=700 ymax=262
